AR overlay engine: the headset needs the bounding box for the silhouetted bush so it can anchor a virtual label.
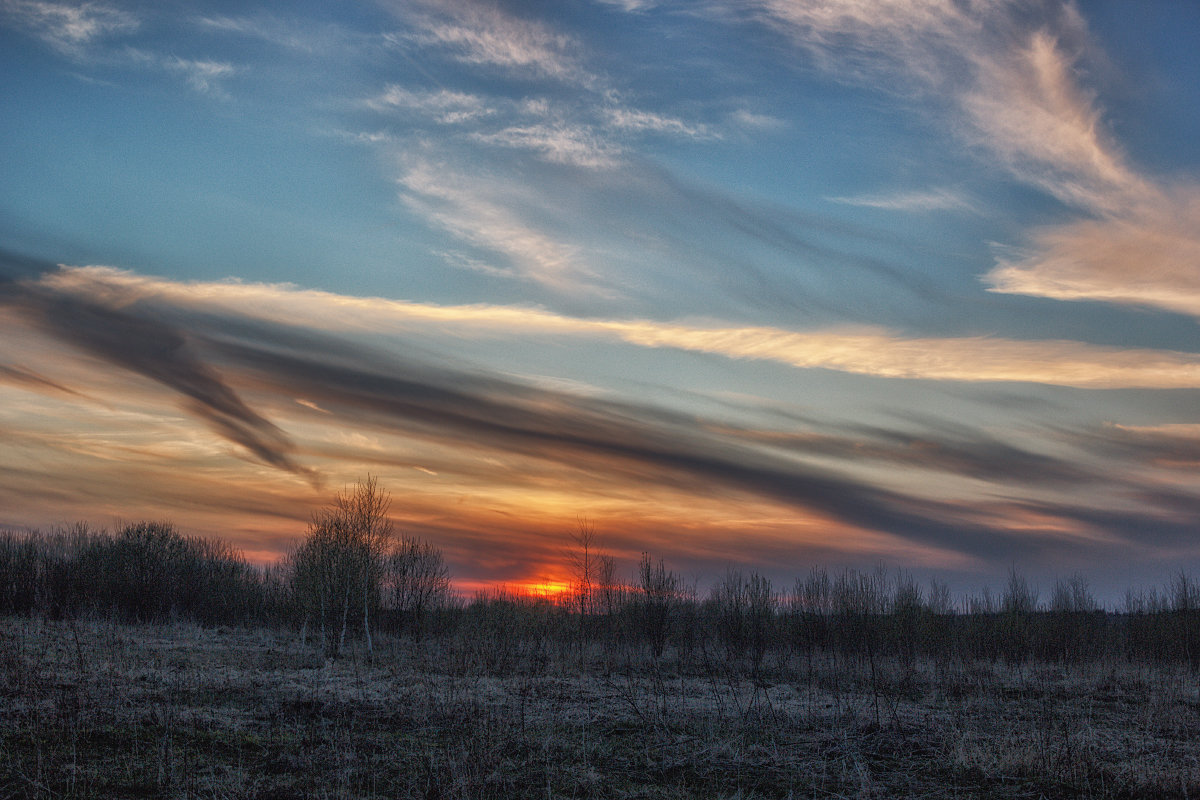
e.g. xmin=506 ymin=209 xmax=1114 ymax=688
xmin=10 ymin=519 xmax=1200 ymax=678
xmin=0 ymin=522 xmax=273 ymax=625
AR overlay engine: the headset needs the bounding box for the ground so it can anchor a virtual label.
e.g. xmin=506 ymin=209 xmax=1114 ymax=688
xmin=2 ymin=617 xmax=1198 ymax=798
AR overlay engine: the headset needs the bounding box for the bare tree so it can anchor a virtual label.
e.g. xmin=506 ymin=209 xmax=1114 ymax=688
xmin=1050 ymin=573 xmax=1096 ymax=614
xmin=567 ymin=518 xmax=598 ymax=619
xmin=291 ymin=476 xmax=394 ymax=658
xmin=638 ymin=553 xmax=678 ymax=659
xmin=384 ymin=535 xmax=450 ymax=640
xmin=343 ymin=476 xmax=394 ymax=654
xmin=566 ymin=518 xmax=606 ymax=666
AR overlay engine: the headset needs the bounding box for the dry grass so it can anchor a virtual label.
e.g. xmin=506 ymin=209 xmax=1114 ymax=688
xmin=2 ymin=617 xmax=1198 ymax=799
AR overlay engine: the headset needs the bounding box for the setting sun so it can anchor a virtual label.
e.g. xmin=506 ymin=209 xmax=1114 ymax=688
xmin=519 ymin=579 xmax=574 ymax=601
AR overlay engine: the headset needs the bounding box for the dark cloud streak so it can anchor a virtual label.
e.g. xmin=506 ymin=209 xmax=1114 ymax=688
xmin=0 ymin=252 xmax=311 ymax=481
xmin=199 ymin=319 xmax=1081 ymax=562
xmin=5 ymin=252 xmax=1193 ymax=564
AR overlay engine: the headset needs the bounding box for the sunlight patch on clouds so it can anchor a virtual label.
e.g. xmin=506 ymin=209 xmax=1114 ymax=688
xmin=43 ymin=266 xmax=1200 ymax=391
xmin=987 ymin=189 xmax=1200 ymax=318
xmin=613 ymin=324 xmax=1200 ymax=389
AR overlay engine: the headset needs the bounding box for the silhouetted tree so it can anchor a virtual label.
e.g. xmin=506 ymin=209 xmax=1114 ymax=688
xmin=637 ymin=553 xmax=678 ymax=659
xmin=291 ymin=476 xmax=394 ymax=658
xmin=384 ymin=535 xmax=450 ymax=640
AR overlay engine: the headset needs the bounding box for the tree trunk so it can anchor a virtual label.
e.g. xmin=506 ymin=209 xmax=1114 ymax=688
xmin=363 ymin=566 xmax=373 ymax=656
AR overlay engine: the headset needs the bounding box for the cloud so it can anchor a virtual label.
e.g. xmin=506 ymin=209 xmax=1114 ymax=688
xmin=1067 ymin=423 xmax=1200 ymax=472
xmin=605 ymin=323 xmax=1200 ymax=389
xmin=729 ymin=109 xmax=785 ymax=131
xmin=369 ymin=1 xmax=719 ymax=176
xmin=375 ymin=143 xmax=934 ymax=311
xmin=986 ymin=187 xmax=1200 ymax=318
xmin=389 ymin=0 xmax=587 ymax=84
xmin=163 ymin=57 xmax=235 ymax=97
xmin=752 ymin=0 xmax=1200 ymax=321
xmin=198 ymin=324 xmax=1075 ymax=562
xmin=752 ymin=0 xmax=1133 ymax=210
xmin=0 ymin=363 xmax=85 ymax=397
xmin=0 ymin=256 xmax=310 ymax=480
xmin=14 ymin=257 xmax=1200 ymax=565
xmin=469 ymin=123 xmax=622 ymax=169
xmin=960 ymin=26 xmax=1151 ymax=215
xmin=605 ymin=108 xmax=714 ymax=140
xmin=829 ymin=187 xmax=976 ymax=213
xmin=397 ymin=159 xmax=595 ymax=290
xmin=0 ymin=255 xmax=1103 ymax=563
xmin=367 ymin=85 xmax=492 ymax=124
xmin=361 ymin=83 xmax=711 ymax=171
xmin=192 ymin=13 xmax=343 ymax=54
xmin=45 ymin=265 xmax=1200 ymax=391
xmin=595 ymin=0 xmax=658 ymax=12
xmin=711 ymin=420 xmax=1095 ymax=488
xmin=1 ymin=0 xmax=138 ymax=55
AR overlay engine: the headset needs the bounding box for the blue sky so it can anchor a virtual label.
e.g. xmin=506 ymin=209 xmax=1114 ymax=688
xmin=2 ymin=0 xmax=1200 ymax=602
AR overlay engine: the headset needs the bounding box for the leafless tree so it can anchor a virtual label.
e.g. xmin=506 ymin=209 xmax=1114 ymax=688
xmin=291 ymin=476 xmax=394 ymax=658
xmin=638 ymin=553 xmax=678 ymax=659
xmin=384 ymin=535 xmax=450 ymax=640
xmin=567 ymin=518 xmax=599 ymax=619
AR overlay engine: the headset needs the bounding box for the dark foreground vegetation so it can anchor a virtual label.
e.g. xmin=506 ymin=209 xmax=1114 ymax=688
xmin=3 ymin=485 xmax=1200 ymax=797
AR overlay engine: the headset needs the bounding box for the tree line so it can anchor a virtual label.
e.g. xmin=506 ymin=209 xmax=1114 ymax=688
xmin=4 ymin=478 xmax=1200 ymax=670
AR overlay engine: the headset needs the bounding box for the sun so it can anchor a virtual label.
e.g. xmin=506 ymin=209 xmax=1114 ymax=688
xmin=520 ymin=578 xmax=573 ymax=601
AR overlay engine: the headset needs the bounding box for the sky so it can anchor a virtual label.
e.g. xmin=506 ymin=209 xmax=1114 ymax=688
xmin=2 ymin=0 xmax=1200 ymax=604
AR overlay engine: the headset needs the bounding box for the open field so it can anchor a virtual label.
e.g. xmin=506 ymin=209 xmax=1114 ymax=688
xmin=3 ymin=616 xmax=1199 ymax=799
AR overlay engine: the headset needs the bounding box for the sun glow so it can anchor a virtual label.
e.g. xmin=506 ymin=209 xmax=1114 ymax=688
xmin=520 ymin=578 xmax=573 ymax=601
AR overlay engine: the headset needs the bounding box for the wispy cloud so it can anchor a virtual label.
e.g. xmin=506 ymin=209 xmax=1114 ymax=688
xmin=361 ymin=86 xmax=711 ymax=171
xmin=163 ymin=56 xmax=236 ymax=97
xmin=595 ymin=0 xmax=659 ymax=12
xmin=752 ymin=0 xmax=1200 ymax=321
xmin=829 ymin=187 xmax=976 ymax=213
xmin=960 ymin=26 xmax=1151 ymax=215
xmin=0 ymin=257 xmax=310 ymax=480
xmin=605 ymin=108 xmax=714 ymax=139
xmin=470 ymin=124 xmax=621 ymax=169
xmin=397 ymin=160 xmax=594 ymax=290
xmin=751 ymin=0 xmax=1133 ymax=211
xmin=367 ymin=85 xmax=492 ymax=124
xmin=986 ymin=187 xmax=1200 ymax=318
xmin=9 ymin=257 xmax=1200 ymax=566
xmin=388 ymin=0 xmax=587 ymax=84
xmin=42 ymin=265 xmax=1200 ymax=391
xmin=729 ymin=109 xmax=785 ymax=131
xmin=0 ymin=363 xmax=85 ymax=397
xmin=607 ymin=323 xmax=1200 ymax=390
xmin=1 ymin=0 xmax=138 ymax=55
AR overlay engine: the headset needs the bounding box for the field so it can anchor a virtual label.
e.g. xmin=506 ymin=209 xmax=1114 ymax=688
xmin=3 ymin=616 xmax=1199 ymax=799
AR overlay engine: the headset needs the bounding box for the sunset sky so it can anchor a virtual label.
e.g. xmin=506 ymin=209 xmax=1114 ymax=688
xmin=3 ymin=0 xmax=1200 ymax=602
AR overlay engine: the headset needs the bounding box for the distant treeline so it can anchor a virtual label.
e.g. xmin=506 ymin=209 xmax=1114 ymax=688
xmin=5 ymin=519 xmax=1200 ymax=672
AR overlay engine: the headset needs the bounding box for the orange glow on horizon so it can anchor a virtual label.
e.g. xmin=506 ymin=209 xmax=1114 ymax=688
xmin=518 ymin=578 xmax=573 ymax=601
